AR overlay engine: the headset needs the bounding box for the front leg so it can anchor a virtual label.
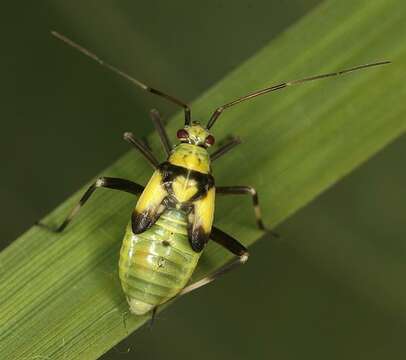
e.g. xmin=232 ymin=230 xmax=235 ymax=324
xmin=149 ymin=109 xmax=172 ymax=156
xmin=123 ymin=132 xmax=160 ymax=169
xmin=210 ymin=137 xmax=241 ymax=162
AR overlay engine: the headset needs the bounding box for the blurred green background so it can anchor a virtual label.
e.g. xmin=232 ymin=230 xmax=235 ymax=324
xmin=1 ymin=1 xmax=405 ymax=359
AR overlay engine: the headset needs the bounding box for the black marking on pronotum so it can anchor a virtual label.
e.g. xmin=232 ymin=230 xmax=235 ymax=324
xmin=159 ymin=162 xmax=214 ymax=187
xmin=159 ymin=162 xmax=215 ymax=202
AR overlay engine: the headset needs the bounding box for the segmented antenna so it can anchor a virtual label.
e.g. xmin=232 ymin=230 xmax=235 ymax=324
xmin=207 ymin=60 xmax=391 ymax=129
xmin=51 ymin=31 xmax=192 ymax=125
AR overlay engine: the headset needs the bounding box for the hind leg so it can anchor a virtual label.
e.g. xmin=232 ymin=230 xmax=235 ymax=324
xmin=179 ymin=226 xmax=248 ymax=296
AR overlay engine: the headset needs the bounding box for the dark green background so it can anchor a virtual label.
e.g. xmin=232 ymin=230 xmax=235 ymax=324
xmin=1 ymin=1 xmax=405 ymax=359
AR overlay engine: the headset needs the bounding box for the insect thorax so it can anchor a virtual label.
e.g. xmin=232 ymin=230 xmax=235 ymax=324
xmin=168 ymin=143 xmax=211 ymax=174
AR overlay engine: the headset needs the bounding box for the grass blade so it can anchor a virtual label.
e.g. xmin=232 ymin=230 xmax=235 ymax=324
xmin=1 ymin=0 xmax=405 ymax=358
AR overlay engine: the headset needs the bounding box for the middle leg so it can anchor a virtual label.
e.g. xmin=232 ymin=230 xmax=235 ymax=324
xmin=216 ymin=186 xmax=265 ymax=230
xmin=123 ymin=109 xmax=172 ymax=168
xmin=37 ymin=177 xmax=144 ymax=233
xmin=210 ymin=137 xmax=241 ymax=162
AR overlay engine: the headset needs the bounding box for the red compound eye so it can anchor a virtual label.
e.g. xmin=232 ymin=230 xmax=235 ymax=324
xmin=177 ymin=129 xmax=188 ymax=139
xmin=205 ymin=135 xmax=215 ymax=146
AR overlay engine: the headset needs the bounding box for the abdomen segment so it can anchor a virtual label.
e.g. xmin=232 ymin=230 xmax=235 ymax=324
xmin=119 ymin=208 xmax=201 ymax=315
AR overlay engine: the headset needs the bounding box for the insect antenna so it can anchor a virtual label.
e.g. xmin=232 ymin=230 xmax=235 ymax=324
xmin=207 ymin=60 xmax=391 ymax=129
xmin=51 ymin=31 xmax=192 ymax=125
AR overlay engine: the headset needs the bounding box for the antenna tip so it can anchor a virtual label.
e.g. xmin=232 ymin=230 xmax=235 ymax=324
xmin=50 ymin=30 xmax=64 ymax=41
xmin=123 ymin=132 xmax=133 ymax=141
xmin=375 ymin=60 xmax=391 ymax=66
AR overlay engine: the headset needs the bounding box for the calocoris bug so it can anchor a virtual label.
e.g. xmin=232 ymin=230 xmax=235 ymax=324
xmin=38 ymin=31 xmax=390 ymax=317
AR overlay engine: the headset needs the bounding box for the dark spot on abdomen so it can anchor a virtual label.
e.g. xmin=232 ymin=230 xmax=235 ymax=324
xmin=157 ymin=257 xmax=165 ymax=268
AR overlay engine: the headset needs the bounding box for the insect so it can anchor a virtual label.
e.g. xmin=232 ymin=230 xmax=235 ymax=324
xmin=39 ymin=31 xmax=390 ymax=316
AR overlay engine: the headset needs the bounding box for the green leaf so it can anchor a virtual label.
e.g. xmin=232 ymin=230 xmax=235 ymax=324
xmin=1 ymin=0 xmax=405 ymax=358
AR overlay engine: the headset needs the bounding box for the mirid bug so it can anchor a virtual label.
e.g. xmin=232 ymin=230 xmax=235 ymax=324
xmin=39 ymin=31 xmax=390 ymax=316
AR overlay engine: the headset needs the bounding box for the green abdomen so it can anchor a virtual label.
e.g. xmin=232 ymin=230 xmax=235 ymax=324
xmin=119 ymin=208 xmax=201 ymax=315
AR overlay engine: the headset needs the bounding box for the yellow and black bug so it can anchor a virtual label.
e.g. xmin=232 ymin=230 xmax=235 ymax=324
xmin=39 ymin=32 xmax=389 ymax=316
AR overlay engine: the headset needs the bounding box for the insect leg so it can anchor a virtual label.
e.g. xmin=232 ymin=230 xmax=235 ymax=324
xmin=210 ymin=137 xmax=241 ymax=162
xmin=149 ymin=306 xmax=158 ymax=328
xmin=37 ymin=177 xmax=144 ymax=233
xmin=123 ymin=132 xmax=160 ymax=169
xmin=216 ymin=186 xmax=267 ymax=230
xmin=149 ymin=109 xmax=172 ymax=155
xmin=179 ymin=226 xmax=248 ymax=296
